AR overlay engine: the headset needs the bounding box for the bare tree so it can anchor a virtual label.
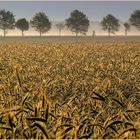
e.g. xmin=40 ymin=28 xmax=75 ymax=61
xmin=56 ymin=23 xmax=65 ymax=36
xmin=123 ymin=22 xmax=130 ymax=36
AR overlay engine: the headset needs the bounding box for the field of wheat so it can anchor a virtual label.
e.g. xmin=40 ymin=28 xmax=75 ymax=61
xmin=0 ymin=41 xmax=140 ymax=139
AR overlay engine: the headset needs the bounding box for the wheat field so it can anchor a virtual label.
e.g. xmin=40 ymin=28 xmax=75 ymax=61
xmin=0 ymin=41 xmax=140 ymax=139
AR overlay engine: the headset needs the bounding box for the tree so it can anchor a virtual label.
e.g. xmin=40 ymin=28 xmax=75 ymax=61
xmin=123 ymin=22 xmax=130 ymax=36
xmin=65 ymin=9 xmax=89 ymax=36
xmin=129 ymin=10 xmax=140 ymax=30
xmin=16 ymin=18 xmax=29 ymax=37
xmin=0 ymin=9 xmax=15 ymax=37
xmin=30 ymin=12 xmax=51 ymax=37
xmin=56 ymin=23 xmax=65 ymax=36
xmin=101 ymin=14 xmax=120 ymax=36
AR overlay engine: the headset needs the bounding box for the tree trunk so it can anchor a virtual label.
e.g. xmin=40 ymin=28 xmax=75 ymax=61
xmin=4 ymin=29 xmax=6 ymax=37
xmin=108 ymin=30 xmax=110 ymax=37
xmin=22 ymin=30 xmax=24 ymax=37
xmin=40 ymin=31 xmax=42 ymax=37
xmin=75 ymin=32 xmax=78 ymax=43
xmin=125 ymin=29 xmax=127 ymax=36
xmin=58 ymin=29 xmax=61 ymax=36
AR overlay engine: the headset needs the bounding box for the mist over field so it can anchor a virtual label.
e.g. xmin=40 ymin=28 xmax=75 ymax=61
xmin=3 ymin=21 xmax=140 ymax=36
xmin=0 ymin=1 xmax=140 ymax=36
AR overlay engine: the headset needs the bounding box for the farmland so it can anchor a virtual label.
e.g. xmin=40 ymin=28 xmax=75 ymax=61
xmin=0 ymin=36 xmax=140 ymax=44
xmin=0 ymin=37 xmax=140 ymax=139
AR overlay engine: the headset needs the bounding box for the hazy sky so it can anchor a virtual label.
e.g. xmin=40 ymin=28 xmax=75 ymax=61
xmin=0 ymin=1 xmax=140 ymax=36
xmin=0 ymin=1 xmax=140 ymax=21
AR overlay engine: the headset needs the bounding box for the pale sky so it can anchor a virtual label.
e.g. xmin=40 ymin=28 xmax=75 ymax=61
xmin=0 ymin=1 xmax=140 ymax=36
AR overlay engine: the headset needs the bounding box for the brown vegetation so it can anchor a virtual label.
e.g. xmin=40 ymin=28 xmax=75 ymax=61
xmin=0 ymin=42 xmax=140 ymax=139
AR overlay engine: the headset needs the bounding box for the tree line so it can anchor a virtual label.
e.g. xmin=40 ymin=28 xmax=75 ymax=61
xmin=0 ymin=9 xmax=140 ymax=37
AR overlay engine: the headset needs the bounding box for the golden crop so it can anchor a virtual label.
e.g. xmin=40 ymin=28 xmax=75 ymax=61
xmin=0 ymin=42 xmax=140 ymax=139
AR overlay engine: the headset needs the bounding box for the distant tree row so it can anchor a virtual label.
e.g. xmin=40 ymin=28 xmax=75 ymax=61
xmin=0 ymin=9 xmax=140 ymax=37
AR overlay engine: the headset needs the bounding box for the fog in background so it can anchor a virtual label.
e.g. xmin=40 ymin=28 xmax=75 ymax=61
xmin=0 ymin=1 xmax=140 ymax=36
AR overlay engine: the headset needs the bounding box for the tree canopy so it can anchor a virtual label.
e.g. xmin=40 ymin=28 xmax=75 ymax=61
xmin=0 ymin=9 xmax=15 ymax=37
xmin=30 ymin=12 xmax=51 ymax=36
xmin=101 ymin=14 xmax=120 ymax=36
xmin=16 ymin=18 xmax=29 ymax=37
xmin=65 ymin=9 xmax=89 ymax=36
xmin=129 ymin=10 xmax=140 ymax=30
